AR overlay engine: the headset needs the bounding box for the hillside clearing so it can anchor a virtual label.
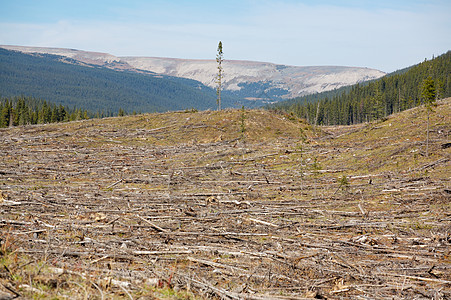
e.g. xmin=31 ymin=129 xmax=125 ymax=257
xmin=0 ymin=100 xmax=450 ymax=299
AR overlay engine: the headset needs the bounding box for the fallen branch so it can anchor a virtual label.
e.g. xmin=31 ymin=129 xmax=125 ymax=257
xmin=136 ymin=215 xmax=168 ymax=232
xmin=387 ymin=274 xmax=451 ymax=285
xmin=105 ymin=179 xmax=123 ymax=189
xmin=248 ymin=217 xmax=278 ymax=227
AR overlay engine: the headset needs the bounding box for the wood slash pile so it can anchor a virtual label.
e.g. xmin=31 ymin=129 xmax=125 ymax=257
xmin=0 ymin=105 xmax=450 ymax=299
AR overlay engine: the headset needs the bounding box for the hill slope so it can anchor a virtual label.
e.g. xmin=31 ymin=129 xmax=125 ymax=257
xmin=1 ymin=45 xmax=385 ymax=102
xmin=0 ymin=100 xmax=449 ymax=299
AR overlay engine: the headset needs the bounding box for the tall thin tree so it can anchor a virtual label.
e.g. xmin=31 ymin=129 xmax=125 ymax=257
xmin=421 ymin=76 xmax=436 ymax=157
xmin=216 ymin=41 xmax=223 ymax=111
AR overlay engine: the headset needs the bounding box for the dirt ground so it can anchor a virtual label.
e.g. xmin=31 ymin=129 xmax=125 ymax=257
xmin=1 ymin=102 xmax=450 ymax=299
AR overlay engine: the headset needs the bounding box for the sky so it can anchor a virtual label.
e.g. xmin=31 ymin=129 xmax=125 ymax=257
xmin=0 ymin=0 xmax=450 ymax=73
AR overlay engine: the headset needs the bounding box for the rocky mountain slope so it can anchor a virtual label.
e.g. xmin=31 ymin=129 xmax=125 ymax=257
xmin=120 ymin=57 xmax=385 ymax=99
xmin=1 ymin=45 xmax=385 ymax=101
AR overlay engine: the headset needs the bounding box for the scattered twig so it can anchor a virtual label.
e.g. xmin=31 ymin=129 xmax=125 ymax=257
xmin=105 ymin=179 xmax=123 ymax=189
xmin=136 ymin=215 xmax=168 ymax=232
xmin=248 ymin=217 xmax=278 ymax=227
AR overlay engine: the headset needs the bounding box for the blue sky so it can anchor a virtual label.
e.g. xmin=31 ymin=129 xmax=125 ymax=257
xmin=0 ymin=0 xmax=450 ymax=72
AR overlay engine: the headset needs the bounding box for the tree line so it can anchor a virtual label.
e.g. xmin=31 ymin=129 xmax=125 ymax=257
xmin=0 ymin=96 xmax=90 ymax=128
xmin=272 ymin=51 xmax=450 ymax=125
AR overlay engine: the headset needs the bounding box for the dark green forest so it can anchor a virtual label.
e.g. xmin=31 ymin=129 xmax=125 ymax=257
xmin=0 ymin=96 xmax=90 ymax=128
xmin=272 ymin=51 xmax=451 ymax=125
xmin=0 ymin=48 xmax=248 ymax=114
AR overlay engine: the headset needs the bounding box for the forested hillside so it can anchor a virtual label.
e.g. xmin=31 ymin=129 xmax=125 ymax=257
xmin=0 ymin=48 xmax=245 ymax=113
xmin=273 ymin=51 xmax=450 ymax=125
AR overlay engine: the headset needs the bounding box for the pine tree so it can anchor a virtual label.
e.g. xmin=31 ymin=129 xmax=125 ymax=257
xmin=216 ymin=41 xmax=224 ymax=111
xmin=421 ymin=77 xmax=436 ymax=157
xmin=0 ymin=101 xmax=10 ymax=128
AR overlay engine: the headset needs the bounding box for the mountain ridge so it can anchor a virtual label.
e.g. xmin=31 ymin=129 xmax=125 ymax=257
xmin=0 ymin=45 xmax=385 ymax=101
xmin=121 ymin=56 xmax=385 ymax=98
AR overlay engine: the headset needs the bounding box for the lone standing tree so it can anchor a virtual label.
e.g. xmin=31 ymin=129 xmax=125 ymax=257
xmin=216 ymin=41 xmax=223 ymax=111
xmin=421 ymin=76 xmax=436 ymax=157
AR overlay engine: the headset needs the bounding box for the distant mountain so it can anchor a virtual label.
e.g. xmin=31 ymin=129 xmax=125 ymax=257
xmin=121 ymin=57 xmax=385 ymax=100
xmin=0 ymin=45 xmax=385 ymax=102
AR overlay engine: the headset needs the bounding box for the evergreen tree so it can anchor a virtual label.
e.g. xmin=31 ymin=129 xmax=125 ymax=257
xmin=421 ymin=76 xmax=436 ymax=157
xmin=216 ymin=41 xmax=224 ymax=111
xmin=0 ymin=101 xmax=10 ymax=127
